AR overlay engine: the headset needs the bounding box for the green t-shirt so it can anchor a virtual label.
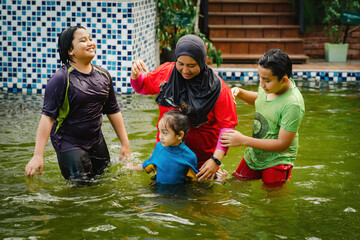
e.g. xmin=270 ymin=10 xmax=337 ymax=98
xmin=244 ymin=79 xmax=305 ymax=170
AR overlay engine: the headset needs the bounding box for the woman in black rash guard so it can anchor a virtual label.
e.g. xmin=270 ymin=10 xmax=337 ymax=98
xmin=25 ymin=26 xmax=131 ymax=182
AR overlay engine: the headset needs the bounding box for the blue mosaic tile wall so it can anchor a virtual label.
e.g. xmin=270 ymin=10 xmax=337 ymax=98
xmin=215 ymin=68 xmax=360 ymax=89
xmin=0 ymin=0 xmax=157 ymax=94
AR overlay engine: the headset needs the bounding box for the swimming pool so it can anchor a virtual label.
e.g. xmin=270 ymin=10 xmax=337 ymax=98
xmin=0 ymin=84 xmax=359 ymax=239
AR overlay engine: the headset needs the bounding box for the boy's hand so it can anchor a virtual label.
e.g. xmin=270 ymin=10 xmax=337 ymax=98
xmin=231 ymin=87 xmax=241 ymax=99
xmin=220 ymin=129 xmax=246 ymax=147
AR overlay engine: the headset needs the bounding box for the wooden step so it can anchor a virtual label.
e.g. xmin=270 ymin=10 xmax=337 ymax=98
xmin=209 ymin=0 xmax=290 ymax=3
xmin=209 ymin=12 xmax=296 ymax=25
xmin=209 ymin=0 xmax=290 ymax=2
xmin=220 ymin=53 xmax=309 ymax=64
xmin=211 ymin=38 xmax=305 ymax=55
xmin=212 ymin=37 xmax=303 ymax=42
xmin=209 ymin=12 xmax=295 ymax=16
xmin=209 ymin=24 xmax=300 ymax=29
xmin=209 ymin=0 xmax=292 ymax=12
xmin=207 ymin=0 xmax=305 ymax=63
xmin=209 ymin=25 xmax=300 ymax=38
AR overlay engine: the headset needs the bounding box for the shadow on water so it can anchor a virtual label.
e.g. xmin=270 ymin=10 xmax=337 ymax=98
xmin=1 ymin=88 xmax=360 ymax=239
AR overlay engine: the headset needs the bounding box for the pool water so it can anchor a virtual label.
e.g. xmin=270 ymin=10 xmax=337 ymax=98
xmin=1 ymin=85 xmax=359 ymax=239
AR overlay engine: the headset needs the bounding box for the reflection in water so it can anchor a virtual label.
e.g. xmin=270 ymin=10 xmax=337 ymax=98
xmin=1 ymin=88 xmax=360 ymax=239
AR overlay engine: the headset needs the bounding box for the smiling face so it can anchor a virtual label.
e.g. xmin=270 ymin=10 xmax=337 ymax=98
xmin=175 ymin=55 xmax=201 ymax=80
xmin=158 ymin=118 xmax=183 ymax=147
xmin=68 ymin=28 xmax=96 ymax=64
xmin=258 ymin=65 xmax=288 ymax=96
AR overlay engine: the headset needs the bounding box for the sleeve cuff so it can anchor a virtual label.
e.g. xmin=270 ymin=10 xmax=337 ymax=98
xmin=216 ymin=127 xmax=234 ymax=154
xmin=130 ymin=72 xmax=148 ymax=94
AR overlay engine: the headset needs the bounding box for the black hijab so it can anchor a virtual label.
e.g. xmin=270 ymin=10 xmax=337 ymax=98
xmin=156 ymin=35 xmax=221 ymax=127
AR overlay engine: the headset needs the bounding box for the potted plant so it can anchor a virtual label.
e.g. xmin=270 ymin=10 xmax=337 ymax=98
xmin=322 ymin=0 xmax=360 ymax=62
xmin=156 ymin=0 xmax=222 ymax=66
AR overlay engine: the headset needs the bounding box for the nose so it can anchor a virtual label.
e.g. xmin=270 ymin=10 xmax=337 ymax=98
xmin=259 ymin=78 xmax=264 ymax=87
xmin=182 ymin=66 xmax=190 ymax=74
xmin=88 ymin=39 xmax=95 ymax=45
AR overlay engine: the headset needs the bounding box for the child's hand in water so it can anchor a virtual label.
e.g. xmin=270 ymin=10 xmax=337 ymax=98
xmin=125 ymin=162 xmax=135 ymax=169
xmin=215 ymin=169 xmax=228 ymax=182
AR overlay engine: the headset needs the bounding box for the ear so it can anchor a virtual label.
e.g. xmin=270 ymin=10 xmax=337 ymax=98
xmin=177 ymin=131 xmax=185 ymax=140
xmin=68 ymin=49 xmax=73 ymax=56
xmin=281 ymin=75 xmax=289 ymax=84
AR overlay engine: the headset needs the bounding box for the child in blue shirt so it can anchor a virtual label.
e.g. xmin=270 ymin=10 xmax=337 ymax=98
xmin=126 ymin=105 xmax=199 ymax=184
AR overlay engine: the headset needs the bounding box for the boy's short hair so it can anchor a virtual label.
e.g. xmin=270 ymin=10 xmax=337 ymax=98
xmin=58 ymin=25 xmax=85 ymax=65
xmin=258 ymin=49 xmax=292 ymax=80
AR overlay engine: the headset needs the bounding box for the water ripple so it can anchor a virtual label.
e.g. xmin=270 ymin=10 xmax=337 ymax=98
xmin=301 ymin=197 xmax=332 ymax=205
xmin=217 ymin=199 xmax=245 ymax=206
xmin=138 ymin=226 xmax=159 ymax=235
xmin=344 ymin=207 xmax=356 ymax=213
xmin=138 ymin=212 xmax=195 ymax=225
xmin=294 ymin=165 xmax=326 ymax=170
xmin=83 ymin=224 xmax=116 ymax=232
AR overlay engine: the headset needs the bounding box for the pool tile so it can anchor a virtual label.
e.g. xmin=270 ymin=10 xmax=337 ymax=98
xmin=0 ymin=0 xmax=157 ymax=94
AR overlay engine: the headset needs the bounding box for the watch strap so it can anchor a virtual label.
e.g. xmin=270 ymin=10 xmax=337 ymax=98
xmin=210 ymin=156 xmax=221 ymax=165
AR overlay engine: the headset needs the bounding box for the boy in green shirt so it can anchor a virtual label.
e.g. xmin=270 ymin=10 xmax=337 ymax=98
xmin=220 ymin=49 xmax=305 ymax=187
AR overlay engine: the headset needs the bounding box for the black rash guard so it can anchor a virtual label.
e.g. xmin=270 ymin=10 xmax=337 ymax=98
xmin=42 ymin=64 xmax=120 ymax=153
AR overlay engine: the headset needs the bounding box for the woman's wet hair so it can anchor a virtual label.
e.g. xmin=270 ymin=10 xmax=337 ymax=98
xmin=258 ymin=48 xmax=292 ymax=80
xmin=161 ymin=103 xmax=191 ymax=138
xmin=58 ymin=25 xmax=86 ymax=65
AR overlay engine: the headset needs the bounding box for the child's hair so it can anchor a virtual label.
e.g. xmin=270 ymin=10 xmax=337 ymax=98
xmin=161 ymin=103 xmax=191 ymax=138
xmin=258 ymin=49 xmax=292 ymax=80
xmin=58 ymin=25 xmax=86 ymax=65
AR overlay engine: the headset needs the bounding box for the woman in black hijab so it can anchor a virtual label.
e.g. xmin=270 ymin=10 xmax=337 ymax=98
xmin=130 ymin=35 xmax=237 ymax=181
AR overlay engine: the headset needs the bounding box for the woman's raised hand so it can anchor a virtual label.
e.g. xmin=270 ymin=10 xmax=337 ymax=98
xmin=231 ymin=87 xmax=241 ymax=99
xmin=131 ymin=59 xmax=147 ymax=80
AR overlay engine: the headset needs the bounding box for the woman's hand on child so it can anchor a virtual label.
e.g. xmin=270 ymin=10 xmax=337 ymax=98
xmin=131 ymin=59 xmax=147 ymax=79
xmin=196 ymin=159 xmax=218 ymax=181
xmin=220 ymin=129 xmax=246 ymax=147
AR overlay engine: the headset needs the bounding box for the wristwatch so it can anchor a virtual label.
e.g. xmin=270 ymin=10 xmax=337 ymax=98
xmin=210 ymin=156 xmax=221 ymax=165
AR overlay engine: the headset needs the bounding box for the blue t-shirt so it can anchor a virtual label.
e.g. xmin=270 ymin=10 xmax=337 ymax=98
xmin=42 ymin=64 xmax=120 ymax=152
xmin=143 ymin=141 xmax=198 ymax=184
